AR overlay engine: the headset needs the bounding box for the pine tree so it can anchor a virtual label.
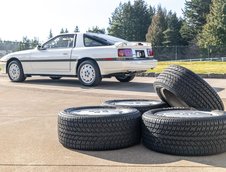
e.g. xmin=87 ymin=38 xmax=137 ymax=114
xmin=108 ymin=0 xmax=152 ymax=41
xmin=181 ymin=0 xmax=212 ymax=44
xmin=87 ymin=26 xmax=105 ymax=34
xmin=163 ymin=12 xmax=183 ymax=46
xmin=146 ymin=6 xmax=167 ymax=46
xmin=74 ymin=26 xmax=80 ymax=33
xmin=31 ymin=37 xmax=39 ymax=48
xmin=48 ymin=29 xmax=53 ymax=39
xmin=60 ymin=28 xmax=65 ymax=34
xmin=65 ymin=28 xmax=69 ymax=33
xmin=131 ymin=0 xmax=152 ymax=41
xmin=108 ymin=2 xmax=133 ymax=40
xmin=198 ymin=0 xmax=226 ymax=47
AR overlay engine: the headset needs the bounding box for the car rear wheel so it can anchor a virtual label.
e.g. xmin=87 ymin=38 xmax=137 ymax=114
xmin=7 ymin=60 xmax=26 ymax=82
xmin=78 ymin=60 xmax=102 ymax=86
xmin=115 ymin=74 xmax=135 ymax=82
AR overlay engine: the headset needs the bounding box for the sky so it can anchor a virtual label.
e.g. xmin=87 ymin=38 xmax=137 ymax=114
xmin=0 ymin=0 xmax=185 ymax=42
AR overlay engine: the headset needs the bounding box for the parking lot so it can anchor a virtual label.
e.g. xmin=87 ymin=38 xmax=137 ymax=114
xmin=1 ymin=76 xmax=226 ymax=172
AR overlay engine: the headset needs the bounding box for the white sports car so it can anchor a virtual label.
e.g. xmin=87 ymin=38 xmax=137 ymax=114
xmin=0 ymin=33 xmax=157 ymax=86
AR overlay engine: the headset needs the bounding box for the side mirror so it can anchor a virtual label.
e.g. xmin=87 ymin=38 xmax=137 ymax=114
xmin=37 ymin=44 xmax=46 ymax=50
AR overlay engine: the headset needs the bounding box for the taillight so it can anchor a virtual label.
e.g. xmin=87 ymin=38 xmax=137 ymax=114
xmin=118 ymin=49 xmax=133 ymax=57
xmin=147 ymin=49 xmax=154 ymax=56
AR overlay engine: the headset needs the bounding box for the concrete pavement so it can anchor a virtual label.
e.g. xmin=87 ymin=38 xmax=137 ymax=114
xmin=0 ymin=76 xmax=226 ymax=172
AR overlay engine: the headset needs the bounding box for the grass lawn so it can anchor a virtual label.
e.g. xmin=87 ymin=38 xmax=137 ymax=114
xmin=148 ymin=61 xmax=226 ymax=74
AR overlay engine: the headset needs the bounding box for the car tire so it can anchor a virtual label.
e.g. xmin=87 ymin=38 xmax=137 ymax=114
xmin=50 ymin=76 xmax=62 ymax=80
xmin=58 ymin=106 xmax=141 ymax=150
xmin=142 ymin=107 xmax=226 ymax=156
xmin=78 ymin=60 xmax=102 ymax=86
xmin=154 ymin=64 xmax=224 ymax=111
xmin=115 ymin=74 xmax=135 ymax=82
xmin=103 ymin=99 xmax=168 ymax=114
xmin=7 ymin=60 xmax=26 ymax=82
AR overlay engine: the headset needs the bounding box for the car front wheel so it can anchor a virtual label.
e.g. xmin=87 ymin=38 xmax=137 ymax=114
xmin=78 ymin=60 xmax=102 ymax=86
xmin=7 ymin=60 xmax=26 ymax=82
xmin=115 ymin=74 xmax=135 ymax=82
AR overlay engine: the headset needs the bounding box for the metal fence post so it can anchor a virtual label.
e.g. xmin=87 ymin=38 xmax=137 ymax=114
xmin=208 ymin=46 xmax=210 ymax=59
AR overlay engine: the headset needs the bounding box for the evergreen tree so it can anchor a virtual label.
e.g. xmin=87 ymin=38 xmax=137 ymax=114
xmin=48 ymin=29 xmax=53 ymax=39
xmin=146 ymin=6 xmax=167 ymax=46
xmin=60 ymin=28 xmax=65 ymax=34
xmin=19 ymin=37 xmax=31 ymax=50
xmin=198 ymin=0 xmax=226 ymax=47
xmin=87 ymin=26 xmax=106 ymax=34
xmin=132 ymin=0 xmax=152 ymax=41
xmin=65 ymin=28 xmax=69 ymax=33
xmin=108 ymin=2 xmax=133 ymax=40
xmin=181 ymin=0 xmax=212 ymax=44
xmin=108 ymin=0 xmax=152 ymax=41
xmin=74 ymin=26 xmax=80 ymax=33
xmin=163 ymin=12 xmax=183 ymax=46
xmin=180 ymin=21 xmax=195 ymax=45
xmin=31 ymin=37 xmax=39 ymax=48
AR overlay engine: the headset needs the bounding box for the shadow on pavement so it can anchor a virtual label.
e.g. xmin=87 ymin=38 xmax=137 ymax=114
xmin=24 ymin=78 xmax=156 ymax=93
xmin=22 ymin=78 xmax=225 ymax=94
xmin=78 ymin=144 xmax=226 ymax=168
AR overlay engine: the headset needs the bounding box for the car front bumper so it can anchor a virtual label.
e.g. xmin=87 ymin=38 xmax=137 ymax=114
xmin=98 ymin=58 xmax=157 ymax=75
xmin=0 ymin=61 xmax=7 ymax=74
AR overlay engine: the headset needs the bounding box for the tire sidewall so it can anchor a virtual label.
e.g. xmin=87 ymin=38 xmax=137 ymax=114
xmin=7 ymin=60 xmax=26 ymax=82
xmin=78 ymin=60 xmax=101 ymax=86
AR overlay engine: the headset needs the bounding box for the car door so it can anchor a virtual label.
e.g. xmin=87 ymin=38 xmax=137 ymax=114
xmin=31 ymin=34 xmax=75 ymax=74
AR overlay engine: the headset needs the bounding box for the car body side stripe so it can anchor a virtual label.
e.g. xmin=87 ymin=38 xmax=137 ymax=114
xmin=20 ymin=57 xmax=154 ymax=62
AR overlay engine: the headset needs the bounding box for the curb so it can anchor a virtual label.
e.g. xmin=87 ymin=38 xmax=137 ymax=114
xmin=136 ymin=73 xmax=226 ymax=79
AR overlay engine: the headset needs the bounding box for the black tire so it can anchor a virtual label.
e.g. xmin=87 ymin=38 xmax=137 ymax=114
xmin=154 ymin=64 xmax=224 ymax=111
xmin=58 ymin=106 xmax=141 ymax=150
xmin=103 ymin=99 xmax=168 ymax=114
xmin=115 ymin=74 xmax=135 ymax=82
xmin=50 ymin=76 xmax=61 ymax=80
xmin=78 ymin=60 xmax=102 ymax=86
xmin=142 ymin=107 xmax=226 ymax=156
xmin=7 ymin=60 xmax=26 ymax=82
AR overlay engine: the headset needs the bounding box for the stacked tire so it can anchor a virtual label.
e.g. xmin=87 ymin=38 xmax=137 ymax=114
xmin=58 ymin=106 xmax=141 ymax=150
xmin=58 ymin=64 xmax=226 ymax=156
xmin=142 ymin=65 xmax=226 ymax=156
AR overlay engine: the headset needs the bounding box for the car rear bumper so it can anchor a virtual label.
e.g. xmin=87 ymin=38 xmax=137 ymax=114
xmin=0 ymin=61 xmax=7 ymax=74
xmin=97 ymin=58 xmax=157 ymax=75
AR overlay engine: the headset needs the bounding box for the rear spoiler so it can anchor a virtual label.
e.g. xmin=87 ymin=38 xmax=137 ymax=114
xmin=115 ymin=42 xmax=152 ymax=47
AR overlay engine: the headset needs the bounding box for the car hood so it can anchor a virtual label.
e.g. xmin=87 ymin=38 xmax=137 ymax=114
xmin=1 ymin=49 xmax=35 ymax=61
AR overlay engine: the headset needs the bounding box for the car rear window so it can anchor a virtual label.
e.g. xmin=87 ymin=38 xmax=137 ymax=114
xmin=84 ymin=36 xmax=107 ymax=47
xmin=84 ymin=33 xmax=128 ymax=47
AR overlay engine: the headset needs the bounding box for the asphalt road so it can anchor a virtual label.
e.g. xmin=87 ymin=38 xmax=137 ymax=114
xmin=0 ymin=76 xmax=226 ymax=172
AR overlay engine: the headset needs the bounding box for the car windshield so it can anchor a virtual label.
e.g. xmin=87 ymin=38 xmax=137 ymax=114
xmin=85 ymin=33 xmax=128 ymax=45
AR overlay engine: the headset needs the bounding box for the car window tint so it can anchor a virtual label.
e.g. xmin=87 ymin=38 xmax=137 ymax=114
xmin=84 ymin=36 xmax=106 ymax=47
xmin=43 ymin=35 xmax=74 ymax=49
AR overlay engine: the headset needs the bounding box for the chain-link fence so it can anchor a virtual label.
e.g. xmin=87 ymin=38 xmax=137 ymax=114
xmin=1 ymin=43 xmax=226 ymax=61
xmin=153 ymin=45 xmax=226 ymax=61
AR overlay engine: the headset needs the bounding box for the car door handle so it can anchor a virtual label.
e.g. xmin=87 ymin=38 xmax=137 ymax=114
xmin=63 ymin=53 xmax=68 ymax=55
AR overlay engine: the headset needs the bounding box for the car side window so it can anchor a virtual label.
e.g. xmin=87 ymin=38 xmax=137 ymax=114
xmin=84 ymin=36 xmax=106 ymax=47
xmin=43 ymin=35 xmax=75 ymax=49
